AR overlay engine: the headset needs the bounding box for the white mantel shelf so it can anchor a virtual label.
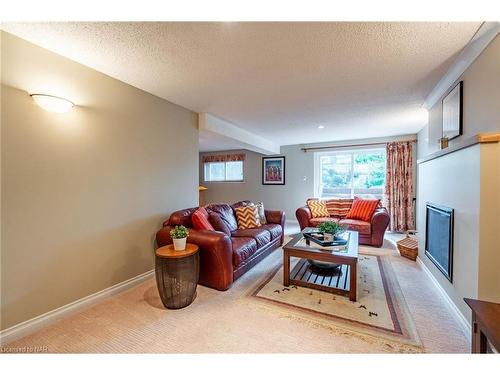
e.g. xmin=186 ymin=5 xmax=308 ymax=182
xmin=417 ymin=132 xmax=500 ymax=164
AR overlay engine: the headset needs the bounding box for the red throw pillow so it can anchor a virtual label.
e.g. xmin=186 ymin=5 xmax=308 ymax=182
xmin=191 ymin=207 xmax=215 ymax=231
xmin=345 ymin=198 xmax=380 ymax=222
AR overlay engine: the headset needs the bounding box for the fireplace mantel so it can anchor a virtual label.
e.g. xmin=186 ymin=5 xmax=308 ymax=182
xmin=417 ymin=132 xmax=500 ymax=164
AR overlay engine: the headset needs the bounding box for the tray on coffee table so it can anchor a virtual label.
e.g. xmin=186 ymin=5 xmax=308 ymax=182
xmin=302 ymin=228 xmax=349 ymax=247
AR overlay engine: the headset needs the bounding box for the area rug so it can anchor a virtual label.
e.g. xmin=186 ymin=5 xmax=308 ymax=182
xmin=241 ymin=248 xmax=423 ymax=353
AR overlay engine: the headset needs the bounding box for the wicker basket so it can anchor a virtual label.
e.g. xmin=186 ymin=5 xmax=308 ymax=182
xmin=397 ymin=232 xmax=418 ymax=261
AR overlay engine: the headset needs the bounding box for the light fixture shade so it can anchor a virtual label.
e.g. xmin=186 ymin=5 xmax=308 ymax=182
xmin=31 ymin=94 xmax=74 ymax=113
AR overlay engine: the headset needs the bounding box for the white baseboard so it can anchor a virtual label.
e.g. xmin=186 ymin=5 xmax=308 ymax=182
xmin=416 ymin=257 xmax=471 ymax=339
xmin=0 ymin=269 xmax=155 ymax=346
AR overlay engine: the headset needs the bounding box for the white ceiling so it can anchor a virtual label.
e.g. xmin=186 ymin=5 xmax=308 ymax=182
xmin=2 ymin=22 xmax=481 ymax=148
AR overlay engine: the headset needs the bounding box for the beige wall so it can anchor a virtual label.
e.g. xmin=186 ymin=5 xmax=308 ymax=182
xmin=417 ymin=146 xmax=481 ymax=320
xmin=417 ymin=142 xmax=500 ymax=320
xmin=200 ymin=145 xmax=313 ymax=219
xmin=417 ymin=35 xmax=500 ymax=158
xmin=416 ymin=34 xmax=500 ymax=319
xmin=200 ymin=135 xmax=417 ymax=221
xmin=1 ymin=32 xmax=199 ymax=330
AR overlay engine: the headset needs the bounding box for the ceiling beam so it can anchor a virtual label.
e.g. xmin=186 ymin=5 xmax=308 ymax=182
xmin=199 ymin=113 xmax=280 ymax=155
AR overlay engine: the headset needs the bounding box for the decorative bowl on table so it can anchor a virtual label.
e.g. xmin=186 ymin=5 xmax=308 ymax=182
xmin=307 ymin=259 xmax=342 ymax=274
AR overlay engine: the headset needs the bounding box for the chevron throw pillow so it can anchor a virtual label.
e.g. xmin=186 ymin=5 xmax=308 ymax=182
xmin=307 ymin=200 xmax=330 ymax=218
xmin=235 ymin=205 xmax=261 ymax=229
xmin=245 ymin=201 xmax=267 ymax=224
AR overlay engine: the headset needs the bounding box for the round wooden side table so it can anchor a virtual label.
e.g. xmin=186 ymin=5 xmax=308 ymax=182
xmin=155 ymin=243 xmax=199 ymax=309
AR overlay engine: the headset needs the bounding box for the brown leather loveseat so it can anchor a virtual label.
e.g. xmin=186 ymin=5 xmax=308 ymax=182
xmin=296 ymin=198 xmax=390 ymax=247
xmin=156 ymin=200 xmax=285 ymax=291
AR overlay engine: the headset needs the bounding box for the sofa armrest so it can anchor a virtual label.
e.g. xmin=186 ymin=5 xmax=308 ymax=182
xmin=156 ymin=226 xmax=234 ymax=290
xmin=295 ymin=206 xmax=312 ymax=231
xmin=370 ymin=207 xmax=390 ymax=247
xmin=265 ymin=209 xmax=285 ymax=225
xmin=264 ymin=209 xmax=286 ymax=244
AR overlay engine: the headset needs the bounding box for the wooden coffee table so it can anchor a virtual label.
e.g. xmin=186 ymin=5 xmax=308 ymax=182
xmin=283 ymin=229 xmax=358 ymax=301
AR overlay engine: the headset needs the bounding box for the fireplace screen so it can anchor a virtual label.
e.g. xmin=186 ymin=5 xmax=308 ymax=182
xmin=425 ymin=203 xmax=454 ymax=282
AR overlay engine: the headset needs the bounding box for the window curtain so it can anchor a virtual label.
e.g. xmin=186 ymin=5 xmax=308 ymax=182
xmin=202 ymin=154 xmax=245 ymax=163
xmin=384 ymin=141 xmax=414 ymax=232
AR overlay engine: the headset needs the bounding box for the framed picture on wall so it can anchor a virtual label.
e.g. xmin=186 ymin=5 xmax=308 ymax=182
xmin=442 ymin=81 xmax=463 ymax=141
xmin=262 ymin=156 xmax=285 ymax=185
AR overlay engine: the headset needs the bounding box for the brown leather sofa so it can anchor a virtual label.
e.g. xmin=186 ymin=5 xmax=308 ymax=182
xmin=156 ymin=200 xmax=285 ymax=291
xmin=296 ymin=200 xmax=390 ymax=247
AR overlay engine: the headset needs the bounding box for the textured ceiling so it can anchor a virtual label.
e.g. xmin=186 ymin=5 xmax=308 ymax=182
xmin=2 ymin=22 xmax=481 ymax=146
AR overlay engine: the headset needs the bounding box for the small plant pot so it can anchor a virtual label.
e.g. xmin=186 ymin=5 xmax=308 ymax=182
xmin=172 ymin=237 xmax=187 ymax=251
xmin=323 ymin=233 xmax=334 ymax=242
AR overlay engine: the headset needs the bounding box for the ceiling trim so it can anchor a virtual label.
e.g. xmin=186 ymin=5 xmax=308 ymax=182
xmin=423 ymin=22 xmax=499 ymax=110
xmin=199 ymin=113 xmax=280 ymax=155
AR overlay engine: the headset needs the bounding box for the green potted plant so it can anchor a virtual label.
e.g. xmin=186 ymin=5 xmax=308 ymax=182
xmin=317 ymin=220 xmax=345 ymax=242
xmin=170 ymin=225 xmax=189 ymax=251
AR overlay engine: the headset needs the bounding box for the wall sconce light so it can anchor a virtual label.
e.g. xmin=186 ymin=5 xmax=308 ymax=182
xmin=30 ymin=94 xmax=74 ymax=113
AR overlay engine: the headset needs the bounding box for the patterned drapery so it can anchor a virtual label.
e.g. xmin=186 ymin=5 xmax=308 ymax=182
xmin=202 ymin=154 xmax=246 ymax=163
xmin=384 ymin=142 xmax=415 ymax=232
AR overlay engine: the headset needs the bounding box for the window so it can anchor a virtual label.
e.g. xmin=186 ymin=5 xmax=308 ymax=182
xmin=204 ymin=161 xmax=244 ymax=182
xmin=314 ymin=148 xmax=386 ymax=199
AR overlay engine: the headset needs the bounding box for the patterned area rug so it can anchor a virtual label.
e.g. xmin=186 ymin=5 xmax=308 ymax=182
xmin=242 ymin=247 xmax=423 ymax=352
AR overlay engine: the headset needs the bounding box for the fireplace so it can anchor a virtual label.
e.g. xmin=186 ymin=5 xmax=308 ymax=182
xmin=425 ymin=203 xmax=454 ymax=282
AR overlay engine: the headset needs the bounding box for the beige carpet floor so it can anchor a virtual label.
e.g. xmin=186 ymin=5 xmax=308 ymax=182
xmin=247 ymin=249 xmax=423 ymax=351
xmin=3 ymin=236 xmax=470 ymax=353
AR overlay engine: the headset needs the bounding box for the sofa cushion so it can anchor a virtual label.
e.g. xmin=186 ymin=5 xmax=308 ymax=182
xmin=207 ymin=204 xmax=238 ymax=231
xmin=345 ymin=197 xmax=380 ymax=222
xmin=231 ymin=237 xmax=258 ymax=267
xmin=259 ymin=224 xmax=282 ymax=241
xmin=208 ymin=212 xmax=231 ymax=236
xmin=339 ymin=218 xmax=371 ymax=235
xmin=309 ymin=217 xmax=339 ymax=226
xmin=325 ymin=198 xmax=353 ymax=218
xmin=307 ymin=200 xmax=329 ymax=218
xmin=231 ymin=228 xmax=271 ymax=248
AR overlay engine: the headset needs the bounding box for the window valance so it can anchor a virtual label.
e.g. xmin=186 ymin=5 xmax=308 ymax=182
xmin=202 ymin=154 xmax=246 ymax=163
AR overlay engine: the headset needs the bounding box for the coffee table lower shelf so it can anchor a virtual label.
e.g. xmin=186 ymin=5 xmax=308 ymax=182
xmin=283 ymin=230 xmax=358 ymax=301
xmin=289 ymin=258 xmax=352 ymax=297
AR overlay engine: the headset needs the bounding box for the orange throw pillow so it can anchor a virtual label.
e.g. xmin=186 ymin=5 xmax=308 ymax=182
xmin=345 ymin=198 xmax=380 ymax=222
xmin=191 ymin=207 xmax=215 ymax=231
